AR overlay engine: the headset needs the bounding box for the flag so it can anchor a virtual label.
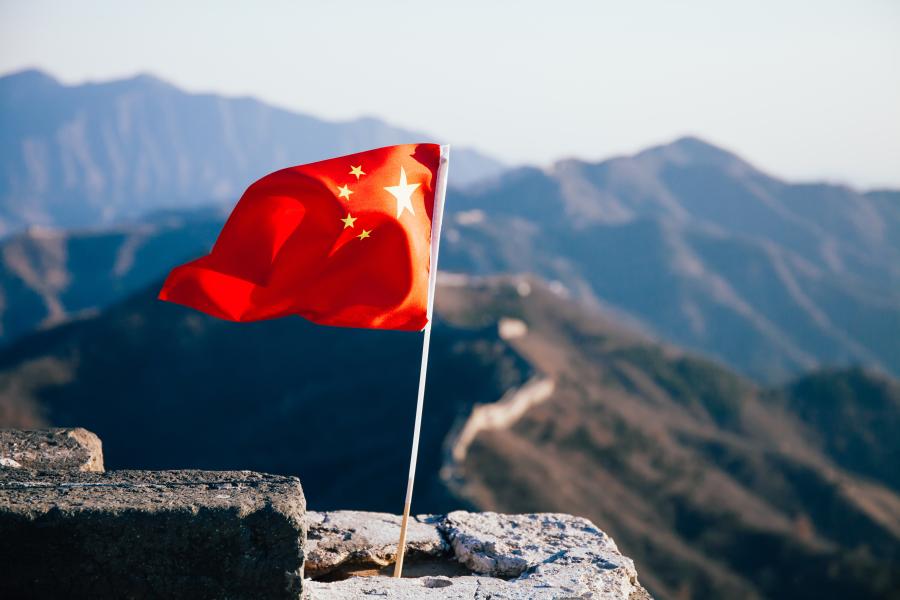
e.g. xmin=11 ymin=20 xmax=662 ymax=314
xmin=158 ymin=143 xmax=445 ymax=331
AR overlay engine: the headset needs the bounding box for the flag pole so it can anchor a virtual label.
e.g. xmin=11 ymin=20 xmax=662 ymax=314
xmin=394 ymin=144 xmax=450 ymax=578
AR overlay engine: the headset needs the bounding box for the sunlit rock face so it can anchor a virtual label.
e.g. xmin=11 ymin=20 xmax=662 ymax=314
xmin=306 ymin=510 xmax=652 ymax=600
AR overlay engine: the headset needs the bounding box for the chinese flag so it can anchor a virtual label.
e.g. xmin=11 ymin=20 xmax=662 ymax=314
xmin=159 ymin=143 xmax=444 ymax=331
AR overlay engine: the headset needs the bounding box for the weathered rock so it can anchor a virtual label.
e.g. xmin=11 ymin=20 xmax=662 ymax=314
xmin=306 ymin=511 xmax=652 ymax=599
xmin=308 ymin=574 xmax=481 ymax=599
xmin=0 ymin=427 xmax=104 ymax=472
xmin=0 ymin=469 xmax=306 ymax=599
xmin=306 ymin=510 xmax=447 ymax=577
xmin=441 ymin=510 xmax=622 ymax=575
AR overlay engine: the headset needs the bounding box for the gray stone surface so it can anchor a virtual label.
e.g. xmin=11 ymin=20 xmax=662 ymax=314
xmin=307 ymin=510 xmax=447 ymax=577
xmin=0 ymin=469 xmax=306 ymax=599
xmin=441 ymin=510 xmax=626 ymax=576
xmin=306 ymin=511 xmax=651 ymax=599
xmin=0 ymin=427 xmax=104 ymax=472
xmin=308 ymin=575 xmax=480 ymax=599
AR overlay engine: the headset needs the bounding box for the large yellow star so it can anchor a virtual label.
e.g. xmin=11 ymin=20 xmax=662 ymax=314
xmin=349 ymin=165 xmax=365 ymax=180
xmin=337 ymin=184 xmax=354 ymax=200
xmin=384 ymin=166 xmax=420 ymax=218
xmin=341 ymin=214 xmax=357 ymax=229
xmin=357 ymin=229 xmax=371 ymax=240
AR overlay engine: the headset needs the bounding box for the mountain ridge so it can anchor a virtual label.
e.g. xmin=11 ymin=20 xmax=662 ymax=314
xmin=0 ymin=68 xmax=505 ymax=233
xmin=441 ymin=137 xmax=900 ymax=381
xmin=1 ymin=84 xmax=898 ymax=382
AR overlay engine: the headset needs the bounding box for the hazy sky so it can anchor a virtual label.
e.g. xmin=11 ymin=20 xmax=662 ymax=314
xmin=2 ymin=0 xmax=898 ymax=188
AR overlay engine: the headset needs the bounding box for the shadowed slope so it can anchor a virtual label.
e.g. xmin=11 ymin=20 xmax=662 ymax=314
xmin=439 ymin=278 xmax=900 ymax=600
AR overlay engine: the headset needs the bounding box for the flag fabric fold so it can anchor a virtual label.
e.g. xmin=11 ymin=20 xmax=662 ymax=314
xmin=158 ymin=143 xmax=442 ymax=331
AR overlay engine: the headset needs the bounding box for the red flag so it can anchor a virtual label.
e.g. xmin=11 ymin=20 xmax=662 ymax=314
xmin=158 ymin=143 xmax=444 ymax=331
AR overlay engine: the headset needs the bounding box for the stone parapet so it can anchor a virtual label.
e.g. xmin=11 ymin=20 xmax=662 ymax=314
xmin=0 ymin=468 xmax=306 ymax=599
xmin=0 ymin=428 xmax=651 ymax=599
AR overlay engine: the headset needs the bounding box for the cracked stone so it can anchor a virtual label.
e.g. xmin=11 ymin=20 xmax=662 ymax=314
xmin=306 ymin=510 xmax=448 ymax=578
xmin=440 ymin=511 xmax=625 ymax=578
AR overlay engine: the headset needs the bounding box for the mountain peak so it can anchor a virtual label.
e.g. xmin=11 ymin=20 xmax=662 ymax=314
xmin=0 ymin=69 xmax=178 ymax=97
xmin=637 ymin=135 xmax=745 ymax=167
xmin=635 ymin=136 xmax=757 ymax=179
xmin=669 ymin=135 xmax=726 ymax=151
xmin=127 ymin=72 xmax=174 ymax=87
xmin=87 ymin=72 xmax=180 ymax=94
xmin=552 ymin=136 xmax=752 ymax=177
xmin=0 ymin=68 xmax=60 ymax=91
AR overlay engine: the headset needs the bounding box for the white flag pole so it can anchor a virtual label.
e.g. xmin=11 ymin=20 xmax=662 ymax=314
xmin=394 ymin=145 xmax=450 ymax=578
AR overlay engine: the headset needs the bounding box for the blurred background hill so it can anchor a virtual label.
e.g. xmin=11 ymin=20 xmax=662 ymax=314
xmin=1 ymin=64 xmax=898 ymax=600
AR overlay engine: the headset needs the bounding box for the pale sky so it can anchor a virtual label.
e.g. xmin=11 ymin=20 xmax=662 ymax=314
xmin=2 ymin=0 xmax=899 ymax=188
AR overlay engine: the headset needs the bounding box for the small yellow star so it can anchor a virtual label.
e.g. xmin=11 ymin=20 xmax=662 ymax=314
xmin=341 ymin=214 xmax=357 ymax=229
xmin=337 ymin=184 xmax=353 ymax=200
xmin=357 ymin=229 xmax=371 ymax=240
xmin=349 ymin=165 xmax=365 ymax=180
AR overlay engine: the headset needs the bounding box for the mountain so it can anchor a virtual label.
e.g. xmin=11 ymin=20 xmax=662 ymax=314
xmin=2 ymin=136 xmax=898 ymax=382
xmin=0 ymin=275 xmax=897 ymax=600
xmin=2 ymin=68 xmax=898 ymax=382
xmin=440 ymin=278 xmax=900 ymax=600
xmin=0 ymin=207 xmax=224 ymax=343
xmin=441 ymin=137 xmax=900 ymax=382
xmin=0 ymin=69 xmax=504 ymax=233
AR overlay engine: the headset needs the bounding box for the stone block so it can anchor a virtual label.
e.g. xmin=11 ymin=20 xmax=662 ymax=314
xmin=0 ymin=469 xmax=306 ymax=599
xmin=0 ymin=427 xmax=104 ymax=472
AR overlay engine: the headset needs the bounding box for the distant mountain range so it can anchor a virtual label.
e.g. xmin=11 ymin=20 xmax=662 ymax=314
xmin=442 ymin=137 xmax=900 ymax=382
xmin=0 ymin=69 xmax=504 ymax=233
xmin=0 ymin=275 xmax=896 ymax=600
xmin=0 ymin=135 xmax=897 ymax=383
xmin=2 ymin=69 xmax=897 ymax=382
